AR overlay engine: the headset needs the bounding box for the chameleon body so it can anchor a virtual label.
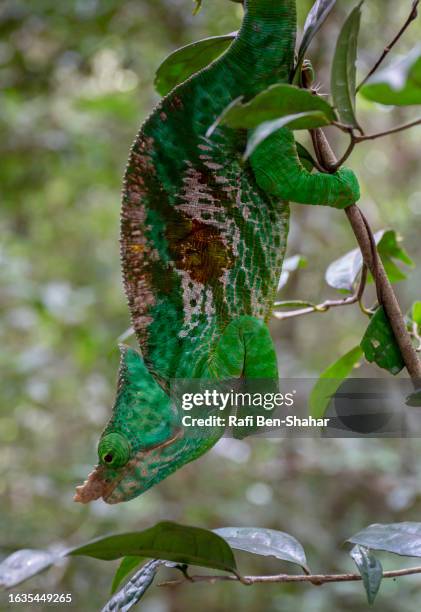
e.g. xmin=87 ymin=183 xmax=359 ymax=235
xmin=75 ymin=0 xmax=359 ymax=504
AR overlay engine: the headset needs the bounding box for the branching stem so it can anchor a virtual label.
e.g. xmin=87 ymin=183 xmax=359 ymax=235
xmin=356 ymin=0 xmax=420 ymax=92
xmin=158 ymin=564 xmax=421 ymax=588
xmin=273 ymin=266 xmax=367 ymax=321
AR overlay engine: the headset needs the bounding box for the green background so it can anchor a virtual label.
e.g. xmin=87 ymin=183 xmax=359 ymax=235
xmin=1 ymin=0 xmax=421 ymax=610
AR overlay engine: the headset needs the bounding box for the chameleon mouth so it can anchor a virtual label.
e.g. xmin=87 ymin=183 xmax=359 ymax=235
xmin=74 ymin=428 xmax=184 ymax=504
xmin=73 ymin=465 xmax=114 ymax=503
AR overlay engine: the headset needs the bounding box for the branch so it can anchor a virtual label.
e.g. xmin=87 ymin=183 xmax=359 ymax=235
xmin=354 ymin=118 xmax=421 ymax=142
xmin=356 ymin=0 xmax=420 ymax=92
xmin=158 ymin=564 xmax=421 ymax=588
xmin=273 ymin=266 xmax=367 ymax=321
xmin=311 ymin=127 xmax=421 ymax=383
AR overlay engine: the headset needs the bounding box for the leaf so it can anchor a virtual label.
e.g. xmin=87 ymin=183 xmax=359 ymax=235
xmin=295 ymin=0 xmax=337 ymax=74
xmin=0 ymin=549 xmax=60 ymax=588
xmin=359 ymin=45 xmax=421 ymax=106
xmin=245 ymin=112 xmax=331 ymax=160
xmin=350 ymin=545 xmax=383 ymax=606
xmin=412 ymin=302 xmax=421 ymax=327
xmin=325 ymin=229 xmax=412 ymax=292
xmin=68 ymin=521 xmax=237 ymax=573
xmin=278 ymin=255 xmax=307 ymax=290
xmin=360 ymin=307 xmax=404 ymax=375
xmin=296 ymin=142 xmax=317 ymax=172
xmin=208 ymin=84 xmax=336 ymax=135
xmin=331 ymin=3 xmax=363 ymax=128
xmin=309 ymin=346 xmax=363 ymax=418
xmin=214 ymin=527 xmax=309 ymax=572
xmin=102 ymin=559 xmax=163 ymax=612
xmin=348 ymin=522 xmax=421 ymax=558
xmin=154 ymin=34 xmax=236 ymax=96
xmin=111 ymin=556 xmax=143 ymax=595
xmin=406 ymin=389 xmax=421 ymax=407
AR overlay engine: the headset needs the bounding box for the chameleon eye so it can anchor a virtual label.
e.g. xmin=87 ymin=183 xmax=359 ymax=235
xmin=98 ymin=433 xmax=131 ymax=468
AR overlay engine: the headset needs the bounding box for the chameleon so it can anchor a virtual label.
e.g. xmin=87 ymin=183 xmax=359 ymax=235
xmin=74 ymin=0 xmax=360 ymax=504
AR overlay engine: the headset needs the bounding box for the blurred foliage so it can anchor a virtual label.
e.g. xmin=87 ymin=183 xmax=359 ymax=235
xmin=1 ymin=0 xmax=421 ymax=610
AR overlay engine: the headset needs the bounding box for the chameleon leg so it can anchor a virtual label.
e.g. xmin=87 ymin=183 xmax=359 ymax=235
xmin=250 ymin=127 xmax=360 ymax=209
xmin=197 ymin=316 xmax=278 ymax=380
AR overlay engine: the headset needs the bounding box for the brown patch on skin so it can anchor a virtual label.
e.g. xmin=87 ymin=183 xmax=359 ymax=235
xmin=167 ymin=216 xmax=234 ymax=285
xmin=170 ymin=95 xmax=184 ymax=111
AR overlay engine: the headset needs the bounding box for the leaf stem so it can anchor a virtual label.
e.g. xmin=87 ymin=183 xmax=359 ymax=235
xmin=356 ymin=0 xmax=420 ymax=92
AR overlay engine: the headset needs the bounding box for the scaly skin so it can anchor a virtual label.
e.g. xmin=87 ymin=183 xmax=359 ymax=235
xmin=75 ymin=0 xmax=360 ymax=504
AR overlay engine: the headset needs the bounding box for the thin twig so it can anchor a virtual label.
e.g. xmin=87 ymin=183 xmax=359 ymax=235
xmin=157 ymin=564 xmax=421 ymax=588
xmin=354 ymin=118 xmax=421 ymax=142
xmin=273 ymin=266 xmax=367 ymax=321
xmin=357 ymin=0 xmax=420 ymax=92
xmin=329 ymin=138 xmax=356 ymax=172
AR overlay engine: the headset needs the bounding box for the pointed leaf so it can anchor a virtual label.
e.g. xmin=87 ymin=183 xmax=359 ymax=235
xmin=111 ymin=556 xmax=143 ymax=595
xmin=348 ymin=522 xmax=421 ymax=558
xmin=214 ymin=527 xmax=309 ymax=572
xmin=278 ymin=255 xmax=308 ymax=290
xmin=296 ymin=0 xmax=337 ymax=73
xmin=412 ymin=302 xmax=421 ymax=327
xmin=326 ymin=229 xmax=412 ymax=291
xmin=69 ymin=521 xmax=237 ymax=573
xmin=331 ymin=3 xmax=363 ymax=128
xmin=154 ymin=34 xmax=236 ymax=96
xmin=245 ymin=112 xmax=331 ymax=160
xmin=350 ymin=545 xmax=383 ymax=606
xmin=361 ymin=307 xmax=404 ymax=374
xmin=0 ymin=549 xmax=60 ymax=588
xmin=102 ymin=559 xmax=162 ymax=612
xmin=310 ymin=346 xmax=363 ymax=418
xmin=360 ymin=45 xmax=421 ymax=106
xmin=209 ymin=84 xmax=336 ymax=134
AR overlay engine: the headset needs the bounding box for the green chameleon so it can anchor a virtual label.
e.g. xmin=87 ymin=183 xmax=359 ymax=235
xmin=75 ymin=0 xmax=359 ymax=504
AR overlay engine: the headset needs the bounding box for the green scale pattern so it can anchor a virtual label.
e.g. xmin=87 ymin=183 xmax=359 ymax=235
xmin=74 ymin=0 xmax=360 ymax=504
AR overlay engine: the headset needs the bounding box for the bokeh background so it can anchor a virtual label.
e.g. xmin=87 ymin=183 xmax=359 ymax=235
xmin=1 ymin=0 xmax=421 ymax=610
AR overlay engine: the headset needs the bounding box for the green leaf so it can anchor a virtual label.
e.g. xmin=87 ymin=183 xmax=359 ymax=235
xmin=104 ymin=560 xmax=163 ymax=612
xmin=310 ymin=346 xmax=363 ymax=418
xmin=295 ymin=0 xmax=337 ymax=76
xmin=325 ymin=229 xmax=412 ymax=291
xmin=331 ymin=3 xmax=363 ymax=128
xmin=154 ymin=34 xmax=236 ymax=96
xmin=208 ymin=84 xmax=336 ymax=135
xmin=214 ymin=527 xmax=309 ymax=572
xmin=359 ymin=45 xmax=421 ymax=106
xmin=377 ymin=229 xmax=413 ymax=267
xmin=68 ymin=521 xmax=237 ymax=573
xmin=0 ymin=549 xmax=60 ymax=588
xmin=111 ymin=556 xmax=143 ymax=594
xmin=348 ymin=522 xmax=421 ymax=558
xmin=296 ymin=142 xmax=317 ymax=172
xmin=278 ymin=255 xmax=308 ymax=290
xmin=245 ymin=112 xmax=330 ymax=160
xmin=360 ymin=307 xmax=404 ymax=375
xmin=412 ymin=302 xmax=421 ymax=327
xmin=350 ymin=545 xmax=383 ymax=606
xmin=406 ymin=389 xmax=421 ymax=407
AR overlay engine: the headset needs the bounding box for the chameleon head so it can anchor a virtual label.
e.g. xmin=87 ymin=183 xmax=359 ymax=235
xmin=74 ymin=345 xmax=187 ymax=504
